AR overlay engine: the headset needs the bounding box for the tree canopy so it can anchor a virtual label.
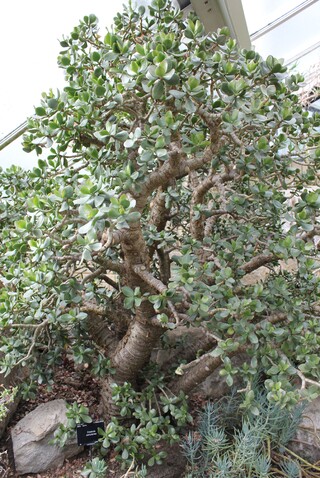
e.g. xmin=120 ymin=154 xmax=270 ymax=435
xmin=1 ymin=0 xmax=320 ymax=466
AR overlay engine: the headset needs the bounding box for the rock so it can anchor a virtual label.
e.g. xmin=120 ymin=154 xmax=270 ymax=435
xmin=151 ymin=326 xmax=215 ymax=368
xmin=0 ymin=388 xmax=19 ymax=439
xmin=0 ymin=365 xmax=28 ymax=439
xmin=288 ymin=396 xmax=320 ymax=463
xmin=146 ymin=443 xmax=187 ymax=478
xmin=241 ymin=259 xmax=298 ymax=286
xmin=197 ymin=354 xmax=248 ymax=400
xmin=11 ymin=399 xmax=83 ymax=475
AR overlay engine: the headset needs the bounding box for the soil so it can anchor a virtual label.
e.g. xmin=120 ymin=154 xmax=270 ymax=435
xmin=3 ymin=358 xmax=319 ymax=478
xmin=0 ymin=358 xmax=124 ymax=478
xmin=0 ymin=355 xmax=207 ymax=478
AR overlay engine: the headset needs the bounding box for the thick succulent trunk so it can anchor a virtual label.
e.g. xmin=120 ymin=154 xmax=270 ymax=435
xmin=84 ymin=298 xmax=133 ymax=354
xmin=100 ymin=319 xmax=162 ymax=418
xmin=171 ymin=346 xmax=247 ymax=395
xmin=171 ymin=356 xmax=223 ymax=395
xmin=85 ymin=314 xmax=119 ymax=355
xmin=99 ymin=217 xmax=165 ymax=417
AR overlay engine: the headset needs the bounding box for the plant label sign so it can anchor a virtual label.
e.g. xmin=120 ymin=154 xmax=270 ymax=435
xmin=76 ymin=420 xmax=105 ymax=446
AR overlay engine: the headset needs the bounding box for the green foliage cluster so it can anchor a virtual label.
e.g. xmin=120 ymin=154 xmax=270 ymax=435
xmin=101 ymin=379 xmax=192 ymax=467
xmin=80 ymin=456 xmax=148 ymax=478
xmin=54 ymin=373 xmax=191 ymax=470
xmin=53 ymin=401 xmax=92 ymax=447
xmin=0 ymin=387 xmax=18 ymax=420
xmin=182 ymin=389 xmax=306 ymax=477
xmin=0 ymin=0 xmax=319 ymax=466
xmin=80 ymin=457 xmax=108 ymax=478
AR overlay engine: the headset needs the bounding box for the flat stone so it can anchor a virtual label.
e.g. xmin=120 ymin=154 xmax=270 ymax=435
xmin=146 ymin=442 xmax=187 ymax=478
xmin=197 ymin=354 xmax=247 ymax=400
xmin=288 ymin=396 xmax=320 ymax=463
xmin=0 ymin=366 xmax=28 ymax=439
xmin=11 ymin=399 xmax=83 ymax=475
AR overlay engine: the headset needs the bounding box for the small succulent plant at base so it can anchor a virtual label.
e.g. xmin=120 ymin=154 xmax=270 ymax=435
xmin=80 ymin=457 xmax=108 ymax=478
xmin=54 ymin=370 xmax=192 ymax=473
xmin=98 ymin=379 xmax=192 ymax=468
xmin=0 ymin=387 xmax=18 ymax=421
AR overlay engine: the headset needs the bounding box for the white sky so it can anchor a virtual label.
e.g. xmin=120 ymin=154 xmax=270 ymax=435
xmin=0 ymin=0 xmax=128 ymax=169
xmin=242 ymin=0 xmax=304 ymax=35
xmin=242 ymin=0 xmax=320 ymax=68
xmin=0 ymin=0 xmax=319 ymax=170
